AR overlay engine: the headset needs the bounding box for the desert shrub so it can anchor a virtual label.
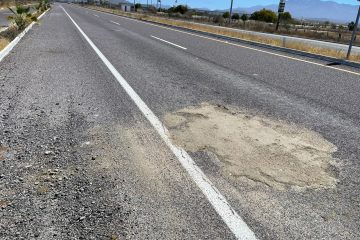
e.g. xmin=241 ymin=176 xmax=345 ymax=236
xmin=0 ymin=26 xmax=20 ymax=41
xmin=7 ymin=5 xmax=37 ymax=31
xmin=213 ymin=15 xmax=224 ymax=24
xmin=36 ymin=0 xmax=50 ymax=12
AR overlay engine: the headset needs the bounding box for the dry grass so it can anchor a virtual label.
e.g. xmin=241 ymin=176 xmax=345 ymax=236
xmin=0 ymin=1 xmax=13 ymax=8
xmin=0 ymin=38 xmax=10 ymax=51
xmin=87 ymin=6 xmax=360 ymax=63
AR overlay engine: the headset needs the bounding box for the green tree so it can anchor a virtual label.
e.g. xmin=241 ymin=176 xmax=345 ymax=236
xmin=240 ymin=14 xmax=248 ymax=21
xmin=222 ymin=11 xmax=230 ymax=19
xmin=280 ymin=12 xmax=292 ymax=22
xmin=168 ymin=5 xmax=188 ymax=14
xmin=135 ymin=3 xmax=142 ymax=11
xmin=175 ymin=5 xmax=188 ymax=14
xmin=250 ymin=9 xmax=277 ymax=23
xmin=231 ymin=13 xmax=240 ymax=20
xmin=348 ymin=21 xmax=355 ymax=31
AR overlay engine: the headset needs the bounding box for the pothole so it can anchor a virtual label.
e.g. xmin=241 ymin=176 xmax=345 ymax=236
xmin=163 ymin=103 xmax=339 ymax=190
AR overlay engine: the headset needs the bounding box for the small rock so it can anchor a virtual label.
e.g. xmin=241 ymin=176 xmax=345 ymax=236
xmin=34 ymin=181 xmax=39 ymax=185
xmin=44 ymin=151 xmax=54 ymax=155
xmin=79 ymin=216 xmax=86 ymax=221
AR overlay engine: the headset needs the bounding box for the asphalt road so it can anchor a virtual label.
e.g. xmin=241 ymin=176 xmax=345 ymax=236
xmin=1 ymin=3 xmax=360 ymax=240
xmin=0 ymin=8 xmax=12 ymax=27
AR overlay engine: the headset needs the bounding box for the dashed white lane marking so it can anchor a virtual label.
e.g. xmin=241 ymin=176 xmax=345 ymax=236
xmin=110 ymin=20 xmax=121 ymax=26
xmin=85 ymin=7 xmax=360 ymax=76
xmin=61 ymin=6 xmax=257 ymax=240
xmin=151 ymin=35 xmax=187 ymax=50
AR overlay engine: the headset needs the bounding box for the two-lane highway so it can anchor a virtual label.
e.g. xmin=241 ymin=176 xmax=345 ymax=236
xmin=1 ymin=3 xmax=360 ymax=240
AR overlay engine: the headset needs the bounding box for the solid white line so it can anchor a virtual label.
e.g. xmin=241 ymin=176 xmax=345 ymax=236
xmin=151 ymin=35 xmax=187 ymax=50
xmin=85 ymin=7 xmax=360 ymax=76
xmin=0 ymin=9 xmax=49 ymax=63
xmin=61 ymin=6 xmax=257 ymax=240
xmin=110 ymin=20 xmax=121 ymax=26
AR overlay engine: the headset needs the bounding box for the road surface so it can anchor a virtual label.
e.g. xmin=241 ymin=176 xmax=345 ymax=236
xmin=0 ymin=3 xmax=360 ymax=240
xmin=0 ymin=8 xmax=12 ymax=27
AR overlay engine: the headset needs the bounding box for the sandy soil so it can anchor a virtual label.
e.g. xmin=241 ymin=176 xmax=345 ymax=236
xmin=164 ymin=103 xmax=339 ymax=190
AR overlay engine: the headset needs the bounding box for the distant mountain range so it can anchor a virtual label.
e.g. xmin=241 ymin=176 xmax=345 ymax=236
xmin=228 ymin=0 xmax=359 ymax=23
xmin=109 ymin=0 xmax=358 ymax=23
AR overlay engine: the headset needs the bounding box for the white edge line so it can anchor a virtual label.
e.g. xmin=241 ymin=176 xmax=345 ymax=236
xmin=151 ymin=35 xmax=187 ymax=50
xmin=0 ymin=9 xmax=49 ymax=63
xmin=85 ymin=7 xmax=360 ymax=76
xmin=110 ymin=20 xmax=121 ymax=26
xmin=61 ymin=6 xmax=257 ymax=240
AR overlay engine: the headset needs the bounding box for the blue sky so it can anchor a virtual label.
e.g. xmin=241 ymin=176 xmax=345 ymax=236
xmin=142 ymin=0 xmax=359 ymax=9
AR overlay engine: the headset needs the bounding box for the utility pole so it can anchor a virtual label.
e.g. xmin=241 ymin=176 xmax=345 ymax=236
xmin=276 ymin=0 xmax=286 ymax=31
xmin=347 ymin=2 xmax=360 ymax=59
xmin=229 ymin=0 xmax=234 ymax=23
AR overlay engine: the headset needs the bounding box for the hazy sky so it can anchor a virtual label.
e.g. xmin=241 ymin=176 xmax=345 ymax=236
xmin=143 ymin=0 xmax=359 ymax=9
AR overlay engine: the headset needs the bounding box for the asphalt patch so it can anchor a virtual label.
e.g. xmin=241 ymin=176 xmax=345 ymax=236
xmin=164 ymin=103 xmax=339 ymax=190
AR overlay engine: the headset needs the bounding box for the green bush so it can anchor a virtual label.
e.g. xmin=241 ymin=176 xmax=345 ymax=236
xmin=168 ymin=5 xmax=188 ymax=15
xmin=36 ymin=0 xmax=50 ymax=12
xmin=348 ymin=21 xmax=355 ymax=31
xmin=240 ymin=14 xmax=248 ymax=21
xmin=231 ymin=13 xmax=240 ymax=20
xmin=280 ymin=12 xmax=292 ymax=22
xmin=135 ymin=3 xmax=141 ymax=11
xmin=7 ymin=5 xmax=37 ymax=31
xmin=223 ymin=12 xmax=230 ymax=19
xmin=250 ymin=9 xmax=277 ymax=23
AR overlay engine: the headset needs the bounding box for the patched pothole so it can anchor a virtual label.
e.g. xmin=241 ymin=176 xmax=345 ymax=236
xmin=163 ymin=103 xmax=339 ymax=190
